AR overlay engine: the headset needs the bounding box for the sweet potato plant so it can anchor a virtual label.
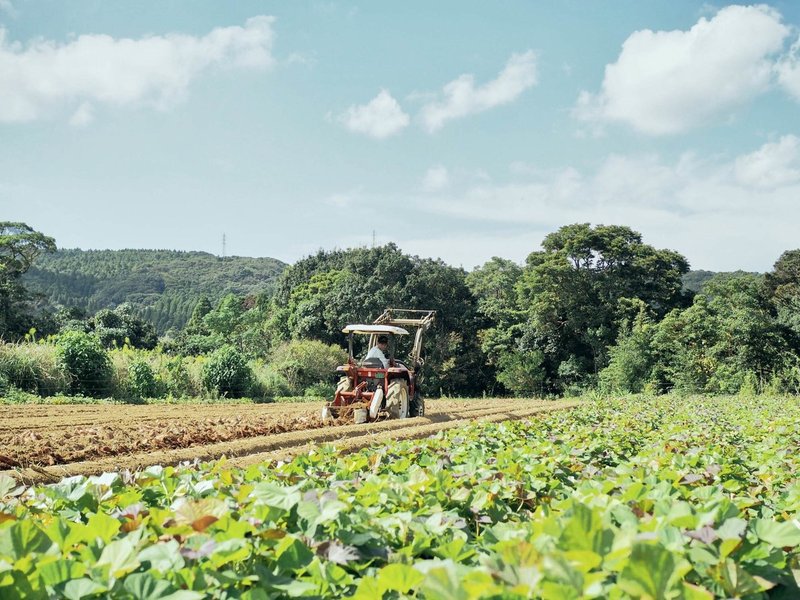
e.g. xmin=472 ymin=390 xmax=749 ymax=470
xmin=1 ymin=395 xmax=799 ymax=598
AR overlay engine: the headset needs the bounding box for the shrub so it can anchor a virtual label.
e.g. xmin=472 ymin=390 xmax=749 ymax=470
xmin=202 ymin=345 xmax=252 ymax=398
xmin=128 ymin=360 xmax=161 ymax=400
xmin=250 ymin=363 xmax=291 ymax=398
xmin=304 ymin=382 xmax=335 ymax=398
xmin=55 ymin=331 xmax=112 ymax=397
xmin=495 ymin=349 xmax=546 ymax=397
xmin=0 ymin=342 xmax=69 ymax=397
xmin=270 ymin=340 xmax=347 ymax=395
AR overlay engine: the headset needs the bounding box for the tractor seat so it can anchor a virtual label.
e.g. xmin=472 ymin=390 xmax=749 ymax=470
xmin=360 ymin=357 xmax=385 ymax=368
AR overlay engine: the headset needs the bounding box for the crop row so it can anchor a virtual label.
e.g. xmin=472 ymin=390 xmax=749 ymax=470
xmin=1 ymin=395 xmax=799 ymax=598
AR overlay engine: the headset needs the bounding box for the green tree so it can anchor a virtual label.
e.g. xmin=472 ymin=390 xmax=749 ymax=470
xmin=185 ymin=296 xmax=213 ymax=334
xmin=599 ymin=303 xmax=657 ymax=394
xmin=648 ymin=273 xmax=792 ymax=394
xmin=765 ymin=249 xmax=800 ymax=341
xmin=0 ymin=222 xmax=56 ymax=339
xmin=466 ymin=257 xmax=523 ymax=385
xmin=264 ymin=244 xmax=490 ymax=396
xmin=89 ymin=303 xmax=158 ymax=349
xmin=513 ymin=224 xmax=690 ymax=393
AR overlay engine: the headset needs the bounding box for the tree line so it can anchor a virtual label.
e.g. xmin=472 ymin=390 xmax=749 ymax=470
xmin=2 ymin=221 xmax=799 ymax=398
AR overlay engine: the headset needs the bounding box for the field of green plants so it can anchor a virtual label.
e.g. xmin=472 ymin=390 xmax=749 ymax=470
xmin=1 ymin=395 xmax=799 ymax=599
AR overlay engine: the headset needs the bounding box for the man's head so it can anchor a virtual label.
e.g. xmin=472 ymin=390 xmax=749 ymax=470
xmin=377 ymin=335 xmax=388 ymax=348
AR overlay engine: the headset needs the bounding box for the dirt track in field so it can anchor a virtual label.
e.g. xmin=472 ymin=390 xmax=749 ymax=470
xmin=1 ymin=399 xmax=579 ymax=484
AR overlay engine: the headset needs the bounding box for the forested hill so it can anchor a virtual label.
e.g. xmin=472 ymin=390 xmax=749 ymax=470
xmin=682 ymin=270 xmax=718 ymax=292
xmin=23 ymin=249 xmax=286 ymax=333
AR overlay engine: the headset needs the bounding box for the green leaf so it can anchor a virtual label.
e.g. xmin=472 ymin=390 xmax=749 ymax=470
xmin=680 ymin=582 xmax=713 ymax=600
xmin=251 ymin=482 xmax=302 ymax=511
xmin=377 ymin=563 xmax=424 ymax=594
xmin=710 ymin=558 xmax=774 ymax=597
xmin=96 ymin=538 xmax=140 ymax=578
xmin=0 ymin=520 xmax=52 ymax=560
xmin=418 ymin=562 xmax=471 ymax=600
xmin=210 ymin=539 xmax=250 ymax=568
xmin=57 ymin=577 xmax=107 ymax=600
xmin=85 ymin=512 xmax=120 ymax=545
xmin=122 ymin=572 xmax=175 ymax=600
xmin=275 ymin=536 xmax=314 ymax=572
xmin=618 ymin=543 xmax=689 ymax=600
xmin=558 ymin=503 xmax=612 ymax=555
xmin=753 ymin=519 xmax=800 ymax=548
xmin=137 ymin=540 xmax=185 ymax=573
xmin=36 ymin=558 xmax=86 ymax=588
xmin=352 ymin=575 xmax=382 ymax=600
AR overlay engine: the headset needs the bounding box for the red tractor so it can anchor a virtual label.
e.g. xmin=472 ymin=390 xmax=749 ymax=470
xmin=322 ymin=309 xmax=435 ymax=423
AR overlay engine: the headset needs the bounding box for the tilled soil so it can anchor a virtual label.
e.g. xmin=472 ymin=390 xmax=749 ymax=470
xmin=1 ymin=399 xmax=579 ymax=484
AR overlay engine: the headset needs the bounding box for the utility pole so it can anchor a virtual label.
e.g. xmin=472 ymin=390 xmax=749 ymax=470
xmin=222 ymin=233 xmax=226 ymax=260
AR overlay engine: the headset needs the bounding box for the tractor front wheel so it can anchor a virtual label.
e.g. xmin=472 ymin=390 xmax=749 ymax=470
xmin=386 ymin=380 xmax=409 ymax=419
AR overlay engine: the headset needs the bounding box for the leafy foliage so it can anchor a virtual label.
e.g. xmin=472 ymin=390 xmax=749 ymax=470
xmin=126 ymin=360 xmax=162 ymax=400
xmin=269 ymin=340 xmax=347 ymax=396
xmin=55 ymin=331 xmax=112 ymax=398
xmin=0 ymin=222 xmax=56 ymax=340
xmin=472 ymin=224 xmax=690 ymax=394
xmin=1 ymin=396 xmax=799 ymax=598
xmin=266 ymin=244 xmax=491 ymax=396
xmin=602 ymin=273 xmax=797 ymax=394
xmin=90 ymin=303 xmax=158 ymax=350
xmin=201 ymin=345 xmax=253 ymax=398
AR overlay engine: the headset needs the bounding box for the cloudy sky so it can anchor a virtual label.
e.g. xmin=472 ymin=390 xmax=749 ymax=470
xmin=3 ymin=1 xmax=800 ymax=271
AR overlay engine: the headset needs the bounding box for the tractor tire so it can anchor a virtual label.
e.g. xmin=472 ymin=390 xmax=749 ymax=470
xmin=386 ymin=380 xmax=409 ymax=419
xmin=410 ymin=392 xmax=425 ymax=417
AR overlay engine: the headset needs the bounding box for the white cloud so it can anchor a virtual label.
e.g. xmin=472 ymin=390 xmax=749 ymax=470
xmin=402 ymin=137 xmax=800 ymax=271
xmin=338 ymin=89 xmax=409 ymax=139
xmin=0 ymin=16 xmax=275 ymax=123
xmin=420 ymin=50 xmax=537 ymax=133
xmin=776 ymin=38 xmax=800 ymax=100
xmin=575 ymin=5 xmax=788 ymax=135
xmin=68 ymin=102 xmax=94 ymax=127
xmin=422 ymin=165 xmax=449 ymax=191
xmin=735 ymin=134 xmax=800 ymax=188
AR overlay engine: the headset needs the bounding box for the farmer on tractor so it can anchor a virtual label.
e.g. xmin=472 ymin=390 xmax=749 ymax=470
xmin=364 ymin=335 xmax=389 ymax=368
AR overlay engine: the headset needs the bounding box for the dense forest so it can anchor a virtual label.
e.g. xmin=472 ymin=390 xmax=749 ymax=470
xmin=2 ymin=220 xmax=799 ymax=400
xmin=23 ymin=249 xmax=286 ymax=333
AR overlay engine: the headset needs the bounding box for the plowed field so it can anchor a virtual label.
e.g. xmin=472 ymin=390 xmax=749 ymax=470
xmin=1 ymin=399 xmax=579 ymax=484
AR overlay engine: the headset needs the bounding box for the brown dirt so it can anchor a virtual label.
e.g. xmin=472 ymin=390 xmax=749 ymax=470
xmin=1 ymin=399 xmax=579 ymax=485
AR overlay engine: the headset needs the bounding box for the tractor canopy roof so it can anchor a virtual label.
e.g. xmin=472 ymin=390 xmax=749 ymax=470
xmin=342 ymin=324 xmax=409 ymax=336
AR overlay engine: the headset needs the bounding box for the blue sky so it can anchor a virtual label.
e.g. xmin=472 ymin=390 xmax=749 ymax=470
xmin=2 ymin=1 xmax=800 ymax=271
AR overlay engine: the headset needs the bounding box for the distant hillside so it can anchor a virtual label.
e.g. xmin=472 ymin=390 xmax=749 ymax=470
xmin=682 ymin=269 xmax=764 ymax=293
xmin=682 ymin=270 xmax=718 ymax=292
xmin=24 ymin=249 xmax=286 ymax=333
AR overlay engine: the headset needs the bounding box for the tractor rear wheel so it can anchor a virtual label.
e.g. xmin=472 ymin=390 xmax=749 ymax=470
xmin=386 ymin=380 xmax=409 ymax=419
xmin=410 ymin=392 xmax=425 ymax=417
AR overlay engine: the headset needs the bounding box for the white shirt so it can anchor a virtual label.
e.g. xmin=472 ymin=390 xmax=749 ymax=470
xmin=364 ymin=345 xmax=389 ymax=368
